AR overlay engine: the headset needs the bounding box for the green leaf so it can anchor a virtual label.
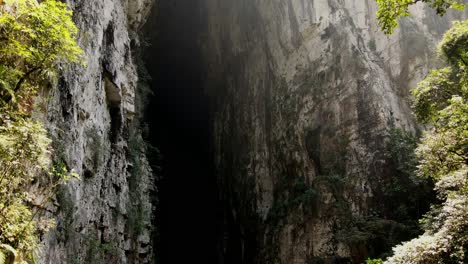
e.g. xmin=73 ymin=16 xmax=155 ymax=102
xmin=375 ymin=0 xmax=466 ymax=34
xmin=0 ymin=244 xmax=16 ymax=264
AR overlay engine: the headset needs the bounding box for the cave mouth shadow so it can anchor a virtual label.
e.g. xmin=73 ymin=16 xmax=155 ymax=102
xmin=141 ymin=1 xmax=223 ymax=263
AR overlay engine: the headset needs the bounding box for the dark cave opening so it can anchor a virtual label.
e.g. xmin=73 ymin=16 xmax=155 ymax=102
xmin=143 ymin=1 xmax=222 ymax=263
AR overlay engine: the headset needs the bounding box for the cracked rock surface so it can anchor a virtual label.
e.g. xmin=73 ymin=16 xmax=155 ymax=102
xmin=198 ymin=0 xmax=467 ymax=263
xmin=38 ymin=0 xmax=155 ymax=263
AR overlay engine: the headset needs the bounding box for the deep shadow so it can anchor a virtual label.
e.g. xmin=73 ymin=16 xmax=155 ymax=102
xmin=143 ymin=1 xmax=221 ymax=263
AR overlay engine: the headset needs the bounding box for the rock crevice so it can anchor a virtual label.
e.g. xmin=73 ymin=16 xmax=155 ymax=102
xmin=39 ymin=0 xmax=155 ymax=263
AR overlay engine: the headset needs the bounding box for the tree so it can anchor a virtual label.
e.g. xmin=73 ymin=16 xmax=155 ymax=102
xmin=0 ymin=0 xmax=83 ymax=109
xmin=384 ymin=21 xmax=468 ymax=264
xmin=376 ymin=0 xmax=465 ymax=34
xmin=0 ymin=0 xmax=82 ymax=262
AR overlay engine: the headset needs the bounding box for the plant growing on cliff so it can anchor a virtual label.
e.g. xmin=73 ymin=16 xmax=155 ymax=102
xmin=380 ymin=128 xmax=434 ymax=223
xmin=366 ymin=258 xmax=383 ymax=264
xmin=375 ymin=0 xmax=465 ymax=34
xmin=325 ymin=128 xmax=434 ymax=260
xmin=0 ymin=114 xmax=79 ymax=262
xmin=0 ymin=0 xmax=83 ymax=262
xmin=0 ymin=0 xmax=83 ymax=109
xmin=383 ymin=21 xmax=468 ymax=264
xmin=267 ymin=178 xmax=320 ymax=224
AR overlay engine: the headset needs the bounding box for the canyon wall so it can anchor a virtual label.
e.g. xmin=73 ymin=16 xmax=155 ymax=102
xmin=34 ymin=0 xmax=468 ymax=263
xmin=198 ymin=0 xmax=466 ymax=263
xmin=38 ymin=0 xmax=155 ymax=263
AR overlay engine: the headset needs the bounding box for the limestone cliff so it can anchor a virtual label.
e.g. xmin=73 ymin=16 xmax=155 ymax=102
xmin=37 ymin=0 xmax=155 ymax=263
xmin=35 ymin=0 xmax=468 ymax=263
xmin=196 ymin=0 xmax=466 ymax=263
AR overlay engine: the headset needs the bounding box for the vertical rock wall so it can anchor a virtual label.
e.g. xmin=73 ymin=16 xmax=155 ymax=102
xmin=198 ymin=0 xmax=467 ymax=263
xmin=38 ymin=0 xmax=155 ymax=263
xmin=34 ymin=0 xmax=468 ymax=263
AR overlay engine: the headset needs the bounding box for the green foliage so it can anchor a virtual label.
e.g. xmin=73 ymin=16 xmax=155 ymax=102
xmin=338 ymin=216 xmax=420 ymax=260
xmin=0 ymin=244 xmax=16 ymax=264
xmin=411 ymin=22 xmax=468 ymax=123
xmin=384 ymin=21 xmax=468 ymax=264
xmin=331 ymin=129 xmax=434 ymax=261
xmin=439 ymin=20 xmax=468 ymax=67
xmin=366 ymin=258 xmax=383 ymax=264
xmin=127 ymin=124 xmax=152 ymax=237
xmin=0 ymin=0 xmax=83 ymax=108
xmin=0 ymin=115 xmax=77 ymax=261
xmin=56 ymin=187 xmax=75 ymax=242
xmin=375 ymin=0 xmax=465 ymax=34
xmin=0 ymin=118 xmax=49 ymax=256
xmin=416 ymin=97 xmax=468 ymax=180
xmin=0 ymin=0 xmax=82 ymax=261
xmin=412 ymin=67 xmax=460 ymax=123
xmin=84 ymin=235 xmax=117 ymax=264
xmin=267 ymin=178 xmax=320 ymax=224
xmin=314 ymin=174 xmax=347 ymax=196
xmin=384 ymin=129 xmax=419 ymax=178
xmin=381 ymin=129 xmax=434 ymax=221
xmin=128 ymin=203 xmax=146 ymax=236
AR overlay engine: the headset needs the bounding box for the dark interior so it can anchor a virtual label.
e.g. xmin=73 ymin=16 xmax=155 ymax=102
xmin=143 ymin=1 xmax=222 ymax=263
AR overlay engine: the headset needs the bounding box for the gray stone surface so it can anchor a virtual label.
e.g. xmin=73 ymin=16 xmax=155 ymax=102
xmin=35 ymin=0 xmax=468 ymax=263
xmin=198 ymin=0 xmax=466 ymax=262
xmin=37 ymin=0 xmax=155 ymax=263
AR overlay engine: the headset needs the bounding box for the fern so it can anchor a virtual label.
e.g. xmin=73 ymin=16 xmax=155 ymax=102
xmin=0 ymin=244 xmax=16 ymax=264
xmin=0 ymin=80 xmax=16 ymax=103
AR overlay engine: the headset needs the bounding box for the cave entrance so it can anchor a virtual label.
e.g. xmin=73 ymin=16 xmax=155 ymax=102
xmin=143 ymin=1 xmax=221 ymax=263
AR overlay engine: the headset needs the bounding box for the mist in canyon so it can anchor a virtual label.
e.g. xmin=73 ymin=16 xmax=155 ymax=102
xmin=140 ymin=1 xmax=466 ymax=263
xmin=16 ymin=0 xmax=464 ymax=263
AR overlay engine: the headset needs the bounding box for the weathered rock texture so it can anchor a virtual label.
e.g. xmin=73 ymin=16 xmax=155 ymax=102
xmin=36 ymin=0 xmax=468 ymax=263
xmin=37 ymin=0 xmax=155 ymax=263
xmin=195 ymin=0 xmax=467 ymax=263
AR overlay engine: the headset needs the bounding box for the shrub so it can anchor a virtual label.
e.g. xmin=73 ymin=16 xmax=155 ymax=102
xmin=384 ymin=21 xmax=468 ymax=264
xmin=0 ymin=0 xmax=83 ymax=261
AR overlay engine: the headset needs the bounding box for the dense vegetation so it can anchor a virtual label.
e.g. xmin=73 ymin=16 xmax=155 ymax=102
xmin=374 ymin=1 xmax=468 ymax=263
xmin=384 ymin=20 xmax=468 ymax=264
xmin=376 ymin=0 xmax=465 ymax=34
xmin=0 ymin=0 xmax=465 ymax=263
xmin=0 ymin=0 xmax=82 ymax=262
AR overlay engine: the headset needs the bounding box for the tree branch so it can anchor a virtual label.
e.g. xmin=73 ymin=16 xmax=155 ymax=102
xmin=14 ymin=65 xmax=42 ymax=93
xmin=2 ymin=65 xmax=43 ymax=105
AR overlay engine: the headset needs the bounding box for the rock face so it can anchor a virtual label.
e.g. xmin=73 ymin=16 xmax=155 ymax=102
xmin=36 ymin=0 xmax=467 ymax=263
xmin=195 ymin=0 xmax=466 ymax=263
xmin=38 ymin=0 xmax=155 ymax=263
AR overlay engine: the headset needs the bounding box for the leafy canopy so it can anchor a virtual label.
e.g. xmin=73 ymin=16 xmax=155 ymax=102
xmin=376 ymin=0 xmax=465 ymax=34
xmin=0 ymin=0 xmax=83 ymax=108
xmin=385 ymin=21 xmax=468 ymax=264
xmin=0 ymin=0 xmax=82 ymax=262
